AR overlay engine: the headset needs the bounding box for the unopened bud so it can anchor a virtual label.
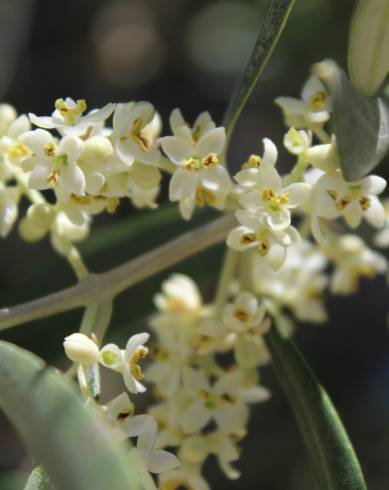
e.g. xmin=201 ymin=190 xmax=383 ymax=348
xmin=63 ymin=333 xmax=100 ymax=365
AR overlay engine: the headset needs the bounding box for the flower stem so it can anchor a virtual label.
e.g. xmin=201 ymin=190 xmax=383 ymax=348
xmin=213 ymin=248 xmax=238 ymax=318
xmin=0 ymin=215 xmax=235 ymax=331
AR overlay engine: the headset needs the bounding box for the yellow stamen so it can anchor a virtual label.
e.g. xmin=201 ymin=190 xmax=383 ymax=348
xmin=234 ymin=309 xmax=249 ymax=322
xmin=310 ymin=91 xmax=326 ymax=111
xmin=262 ymin=187 xmax=289 ymax=212
xmin=202 ymin=152 xmax=218 ymax=169
xmin=242 ymin=154 xmax=262 ymax=169
xmin=359 ymin=195 xmax=371 ymax=211
xmin=130 ymin=118 xmax=150 ymax=152
xmin=336 ymin=196 xmax=352 ymax=211
xmin=107 ymin=197 xmax=119 ymax=214
xmin=55 ymin=98 xmax=87 ymax=125
xmin=129 ymin=346 xmax=148 ymax=380
xmin=195 ymin=187 xmax=215 ymax=207
xmin=8 ymin=143 xmax=31 ymax=161
xmin=240 ymin=233 xmax=257 ymax=245
xmin=44 ymin=142 xmax=56 ymax=157
xmin=47 ymin=170 xmax=60 ymax=186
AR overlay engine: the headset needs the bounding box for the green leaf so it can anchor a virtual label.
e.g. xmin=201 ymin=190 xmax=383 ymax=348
xmin=0 ymin=341 xmax=145 ymax=490
xmin=313 ymin=59 xmax=389 ymax=181
xmin=223 ymin=0 xmax=296 ymax=136
xmin=264 ymin=320 xmax=367 ymax=490
xmin=24 ymin=465 xmax=52 ymax=490
xmin=349 ymin=0 xmax=389 ymax=96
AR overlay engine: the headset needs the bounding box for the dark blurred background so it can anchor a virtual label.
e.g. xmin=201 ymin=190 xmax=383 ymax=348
xmin=1 ymin=0 xmax=389 ymax=488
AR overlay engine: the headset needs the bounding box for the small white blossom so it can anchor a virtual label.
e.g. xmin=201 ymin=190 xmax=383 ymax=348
xmin=227 ymin=210 xmax=300 ymax=271
xmin=283 ymin=127 xmax=312 ymax=155
xmin=181 ymin=368 xmax=269 ymax=435
xmin=309 ymin=171 xmax=386 ymax=241
xmin=29 ymin=98 xmax=115 ymax=137
xmin=160 ymin=109 xmax=231 ymax=220
xmin=21 ymin=129 xmax=86 ymax=200
xmin=223 ymin=292 xmax=267 ymax=334
xmin=112 ymin=102 xmax=161 ymax=166
xmin=106 ymin=393 xmax=153 ymax=438
xmin=322 ymin=234 xmax=387 ymax=294
xmin=275 ymin=75 xmax=330 ymax=128
xmin=154 ymin=274 xmax=202 ymax=314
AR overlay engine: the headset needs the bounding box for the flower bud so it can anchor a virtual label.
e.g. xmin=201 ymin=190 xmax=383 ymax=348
xmin=27 ymin=203 xmax=57 ymax=229
xmin=63 ymin=333 xmax=100 ymax=365
xmin=82 ymin=136 xmax=113 ymax=165
xmin=18 ymin=217 xmax=47 ymax=242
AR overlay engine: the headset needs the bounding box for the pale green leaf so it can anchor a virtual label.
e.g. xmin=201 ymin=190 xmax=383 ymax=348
xmin=349 ymin=0 xmax=389 ymax=96
xmin=313 ymin=59 xmax=389 ymax=181
xmin=223 ymin=0 xmax=296 ymax=136
xmin=0 ymin=341 xmax=144 ymax=490
xmin=264 ymin=320 xmax=367 ymax=490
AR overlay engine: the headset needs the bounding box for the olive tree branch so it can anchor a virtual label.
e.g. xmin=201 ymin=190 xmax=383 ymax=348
xmin=0 ymin=215 xmax=235 ymax=332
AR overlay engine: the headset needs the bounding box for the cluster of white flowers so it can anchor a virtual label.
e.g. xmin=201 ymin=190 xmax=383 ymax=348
xmin=8 ymin=69 xmax=389 ymax=489
xmin=63 ymin=273 xmax=271 ymax=489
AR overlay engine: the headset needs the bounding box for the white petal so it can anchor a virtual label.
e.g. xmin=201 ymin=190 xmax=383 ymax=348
xmin=59 ymin=136 xmax=84 ymax=163
xmin=116 ymin=140 xmax=135 ymax=167
xmin=21 ymin=129 xmax=54 ymax=156
xmin=170 ymin=108 xmax=187 ymax=134
xmin=28 ymin=165 xmax=51 ymax=190
xmin=147 ymin=450 xmax=180 ymax=474
xmin=85 ymin=103 xmax=115 ymax=123
xmin=284 ymin=183 xmax=312 ymax=207
xmin=137 ymin=419 xmax=157 ymax=452
xmin=169 ymin=168 xmax=196 ymax=201
xmin=160 ymin=136 xmax=192 ymax=164
xmin=196 ymin=127 xmax=225 ymax=157
xmin=127 ymin=415 xmax=154 ymax=438
xmin=125 ymin=332 xmax=150 ymax=358
xmin=364 ymin=196 xmax=386 ymax=228
xmin=182 ymin=401 xmax=212 ymax=433
xmin=182 ymin=367 xmax=209 ymax=395
xmin=343 ymin=201 xmax=362 ymax=228
xmin=61 ymin=163 xmax=86 ymax=195
xmin=227 ymin=226 xmax=256 ymax=252
xmin=28 ymin=114 xmax=57 ymax=129
xmin=361 ymin=175 xmax=387 ymax=195
xmin=267 ymin=243 xmax=287 ymax=271
xmin=262 ymin=138 xmax=278 ymax=166
xmin=85 ymin=172 xmax=105 ymax=194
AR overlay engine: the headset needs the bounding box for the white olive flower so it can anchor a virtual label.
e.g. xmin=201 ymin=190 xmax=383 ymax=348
xmin=283 ymin=127 xmax=312 ymax=155
xmin=223 ymin=292 xmax=267 ymax=334
xmin=227 ymin=210 xmax=300 ymax=271
xmin=99 ymin=343 xmax=124 ymax=372
xmin=322 ymin=234 xmax=387 ymax=294
xmin=112 ymin=102 xmax=161 ymax=166
xmin=0 ymin=183 xmax=21 ymax=237
xmin=29 ymin=97 xmax=115 ymax=137
xmin=133 ymin=419 xmax=180 ymax=474
xmin=235 ymin=138 xmax=311 ymax=231
xmin=63 ymin=333 xmax=99 ymax=365
xmin=374 ymin=199 xmax=389 ymax=248
xmin=181 ymin=368 xmax=269 ymax=435
xmin=0 ymin=114 xmax=32 ymax=173
xmin=251 ymin=240 xmax=328 ymax=323
xmin=309 ymin=171 xmax=386 ymax=241
xmin=21 ymin=129 xmax=85 ymax=200
xmin=160 ymin=109 xmax=231 ymax=220
xmin=275 ymin=75 xmax=330 ymax=128
xmin=107 ymin=392 xmax=153 ymax=438
xmin=154 ymin=274 xmax=202 ymax=314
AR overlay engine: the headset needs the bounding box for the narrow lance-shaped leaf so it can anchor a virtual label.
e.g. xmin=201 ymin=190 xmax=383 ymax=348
xmin=349 ymin=0 xmax=389 ymax=96
xmin=0 ymin=341 xmax=149 ymax=490
xmin=223 ymin=0 xmax=296 ymax=136
xmin=264 ymin=320 xmax=367 ymax=490
xmin=313 ymin=59 xmax=389 ymax=181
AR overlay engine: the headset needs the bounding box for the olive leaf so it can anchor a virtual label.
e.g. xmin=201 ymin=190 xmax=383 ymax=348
xmin=223 ymin=0 xmax=296 ymax=136
xmin=264 ymin=320 xmax=367 ymax=490
xmin=349 ymin=0 xmax=389 ymax=96
xmin=0 ymin=341 xmax=145 ymax=490
xmin=313 ymin=59 xmax=389 ymax=181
